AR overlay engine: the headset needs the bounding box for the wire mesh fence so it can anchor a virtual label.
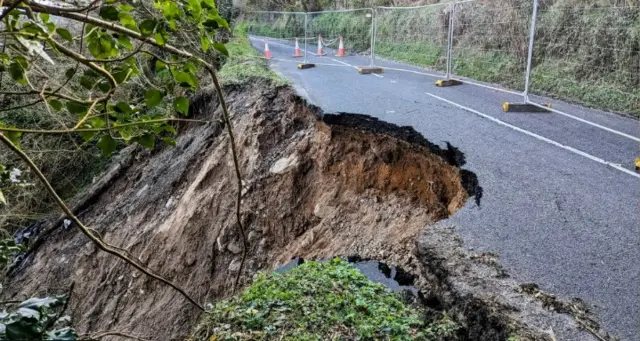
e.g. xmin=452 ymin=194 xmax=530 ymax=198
xmin=529 ymin=2 xmax=640 ymax=116
xmin=245 ymin=11 xmax=306 ymax=42
xmin=307 ymin=8 xmax=374 ymax=60
xmin=374 ymin=3 xmax=451 ymax=74
xmin=450 ymin=1 xmax=533 ymax=92
xmin=243 ymin=1 xmax=640 ymax=117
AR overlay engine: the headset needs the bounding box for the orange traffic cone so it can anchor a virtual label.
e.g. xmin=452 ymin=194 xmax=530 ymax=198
xmin=317 ymin=35 xmax=326 ymax=56
xmin=264 ymin=40 xmax=272 ymax=59
xmin=335 ymin=36 xmax=345 ymax=57
xmin=293 ymin=38 xmax=303 ymax=58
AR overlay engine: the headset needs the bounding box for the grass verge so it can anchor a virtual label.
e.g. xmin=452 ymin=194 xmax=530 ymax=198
xmin=190 ymin=259 xmax=459 ymax=341
xmin=219 ymin=24 xmax=287 ymax=86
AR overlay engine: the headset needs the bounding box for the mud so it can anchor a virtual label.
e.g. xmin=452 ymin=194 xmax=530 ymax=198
xmin=4 ymin=84 xmax=470 ymax=340
xmin=3 ymin=84 xmax=603 ymax=341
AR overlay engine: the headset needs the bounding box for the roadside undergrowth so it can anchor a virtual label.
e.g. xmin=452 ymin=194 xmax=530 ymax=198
xmin=190 ymin=259 xmax=459 ymax=341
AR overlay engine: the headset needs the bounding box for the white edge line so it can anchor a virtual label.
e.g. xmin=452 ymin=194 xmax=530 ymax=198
xmin=425 ymin=92 xmax=640 ymax=179
xmin=331 ymin=58 xmax=385 ymax=78
xmin=527 ymin=101 xmax=640 ymax=143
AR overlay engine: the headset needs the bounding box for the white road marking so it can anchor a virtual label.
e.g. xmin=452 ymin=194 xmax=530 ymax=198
xmin=331 ymin=58 xmax=385 ymax=78
xmin=526 ymin=101 xmax=640 ymax=142
xmin=251 ymin=36 xmax=637 ymax=144
xmin=425 ymin=92 xmax=640 ymax=179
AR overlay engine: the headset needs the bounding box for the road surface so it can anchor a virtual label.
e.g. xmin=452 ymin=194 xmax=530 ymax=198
xmin=249 ymin=36 xmax=640 ymax=341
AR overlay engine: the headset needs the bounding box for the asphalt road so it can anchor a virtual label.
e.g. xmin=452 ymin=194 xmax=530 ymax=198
xmin=250 ymin=36 xmax=640 ymax=341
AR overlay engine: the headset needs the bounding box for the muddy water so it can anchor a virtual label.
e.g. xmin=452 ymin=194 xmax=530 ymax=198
xmin=277 ymin=257 xmax=419 ymax=295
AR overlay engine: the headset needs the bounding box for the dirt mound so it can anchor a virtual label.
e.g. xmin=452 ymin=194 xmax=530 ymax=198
xmin=4 ymin=84 xmax=473 ymax=339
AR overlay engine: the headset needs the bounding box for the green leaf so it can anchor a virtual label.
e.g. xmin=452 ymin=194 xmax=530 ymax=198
xmin=173 ymin=71 xmax=199 ymax=89
xmin=118 ymin=3 xmax=135 ymax=12
xmin=56 ymin=28 xmax=73 ymax=42
xmin=140 ymin=19 xmax=157 ymax=37
xmin=174 ymin=97 xmax=189 ymax=115
xmin=79 ymin=130 xmax=96 ymax=142
xmin=200 ymin=35 xmax=210 ymax=52
xmin=97 ymin=81 xmax=111 ymax=93
xmin=66 ymin=102 xmax=89 ymax=115
xmin=0 ymin=189 xmax=6 ymax=205
xmin=65 ymin=68 xmax=76 ymax=79
xmin=40 ymin=13 xmax=50 ymax=22
xmin=8 ymin=62 xmax=25 ymax=84
xmin=89 ymin=117 xmax=106 ymax=129
xmin=135 ymin=134 xmax=155 ymax=149
xmin=117 ymin=35 xmax=133 ymax=50
xmin=97 ymin=135 xmax=117 ymax=156
xmin=79 ymin=76 xmax=95 ymax=90
xmin=6 ymin=130 xmax=22 ymax=147
xmin=154 ymin=31 xmax=167 ymax=46
xmin=162 ymin=137 xmax=177 ymax=146
xmin=119 ymin=13 xmax=138 ymax=31
xmin=99 ymin=6 xmax=120 ymax=21
xmin=155 ymin=60 xmax=167 ymax=72
xmin=213 ymin=42 xmax=229 ymax=57
xmin=201 ymin=0 xmax=215 ymax=9
xmin=48 ymin=99 xmax=63 ymax=111
xmin=144 ymin=89 xmax=164 ymax=108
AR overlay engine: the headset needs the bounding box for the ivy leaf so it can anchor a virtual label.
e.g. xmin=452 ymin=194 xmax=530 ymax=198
xmin=144 ymin=89 xmax=165 ymax=108
xmin=66 ymin=102 xmax=89 ymax=115
xmin=213 ymin=42 xmax=229 ymax=57
xmin=56 ymin=28 xmax=73 ymax=42
xmin=99 ymin=6 xmax=120 ymax=21
xmin=174 ymin=97 xmax=189 ymax=115
xmin=8 ymin=62 xmax=25 ymax=84
xmin=140 ymin=20 xmax=157 ymax=37
xmin=48 ymin=99 xmax=63 ymax=111
xmin=5 ymin=130 xmax=22 ymax=147
xmin=65 ymin=68 xmax=76 ymax=79
xmin=40 ymin=13 xmax=50 ymax=22
xmin=97 ymin=135 xmax=117 ymax=156
xmin=135 ymin=134 xmax=155 ymax=149
xmin=79 ymin=130 xmax=96 ymax=142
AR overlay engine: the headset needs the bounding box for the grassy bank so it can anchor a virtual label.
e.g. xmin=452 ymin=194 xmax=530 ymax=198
xmin=219 ymin=23 xmax=287 ymax=86
xmin=190 ymin=259 xmax=459 ymax=341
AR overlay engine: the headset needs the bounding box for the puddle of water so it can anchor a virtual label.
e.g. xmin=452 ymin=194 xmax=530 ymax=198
xmin=277 ymin=257 xmax=418 ymax=295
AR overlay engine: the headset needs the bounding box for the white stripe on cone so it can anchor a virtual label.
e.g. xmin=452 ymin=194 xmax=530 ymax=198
xmin=264 ymin=40 xmax=272 ymax=59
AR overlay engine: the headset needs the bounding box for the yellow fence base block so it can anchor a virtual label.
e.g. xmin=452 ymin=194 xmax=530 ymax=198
xmin=435 ymin=79 xmax=463 ymax=87
xmin=358 ymin=67 xmax=384 ymax=74
xmin=297 ymin=63 xmax=316 ymax=69
xmin=502 ymin=102 xmax=552 ymax=113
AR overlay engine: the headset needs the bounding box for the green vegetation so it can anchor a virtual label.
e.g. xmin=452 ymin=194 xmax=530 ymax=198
xmin=191 ymin=259 xmax=459 ymax=341
xmin=0 ymin=295 xmax=77 ymax=340
xmin=219 ymin=24 xmax=287 ymax=86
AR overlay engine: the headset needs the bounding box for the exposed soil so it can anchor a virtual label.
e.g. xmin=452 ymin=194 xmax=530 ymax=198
xmin=3 ymin=84 xmax=602 ymax=341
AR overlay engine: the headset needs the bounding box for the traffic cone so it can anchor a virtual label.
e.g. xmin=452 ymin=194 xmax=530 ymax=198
xmin=264 ymin=40 xmax=272 ymax=59
xmin=335 ymin=36 xmax=345 ymax=57
xmin=317 ymin=35 xmax=326 ymax=56
xmin=293 ymin=38 xmax=303 ymax=58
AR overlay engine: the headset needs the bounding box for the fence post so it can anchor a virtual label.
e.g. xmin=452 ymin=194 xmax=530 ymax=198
xmin=446 ymin=2 xmax=456 ymax=79
xmin=523 ymin=0 xmax=539 ymax=103
xmin=370 ymin=8 xmax=376 ymax=66
xmin=304 ymin=13 xmax=309 ymax=64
